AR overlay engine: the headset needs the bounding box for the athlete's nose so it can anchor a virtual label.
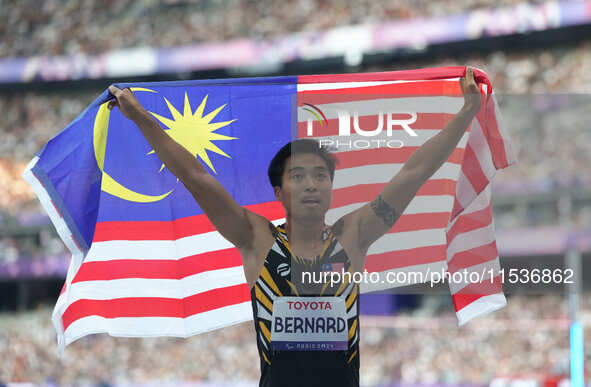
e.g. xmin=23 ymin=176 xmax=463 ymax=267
xmin=303 ymin=174 xmax=318 ymax=191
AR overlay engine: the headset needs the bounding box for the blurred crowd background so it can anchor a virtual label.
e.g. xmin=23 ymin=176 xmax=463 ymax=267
xmin=1 ymin=294 xmax=588 ymax=386
xmin=0 ymin=0 xmax=554 ymax=57
xmin=1 ymin=0 xmax=590 ymax=386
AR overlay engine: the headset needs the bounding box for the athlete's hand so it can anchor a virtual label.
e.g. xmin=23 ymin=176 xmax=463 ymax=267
xmin=108 ymin=85 xmax=148 ymax=122
xmin=459 ymin=67 xmax=482 ymax=114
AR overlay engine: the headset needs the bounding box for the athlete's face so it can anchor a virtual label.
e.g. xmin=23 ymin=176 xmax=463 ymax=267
xmin=274 ymin=153 xmax=333 ymax=221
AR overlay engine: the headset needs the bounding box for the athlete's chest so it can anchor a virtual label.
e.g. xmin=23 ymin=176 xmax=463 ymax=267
xmin=267 ymin=240 xmax=348 ymax=295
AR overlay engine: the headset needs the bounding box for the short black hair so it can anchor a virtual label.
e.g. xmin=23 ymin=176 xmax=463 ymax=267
xmin=268 ymin=139 xmax=337 ymax=188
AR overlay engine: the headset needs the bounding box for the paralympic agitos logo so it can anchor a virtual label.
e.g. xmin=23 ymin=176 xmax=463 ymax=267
xmin=301 ymin=103 xmax=418 ymax=149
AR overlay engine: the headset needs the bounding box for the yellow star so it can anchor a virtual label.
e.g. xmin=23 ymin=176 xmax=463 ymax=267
xmin=148 ymin=92 xmax=237 ymax=174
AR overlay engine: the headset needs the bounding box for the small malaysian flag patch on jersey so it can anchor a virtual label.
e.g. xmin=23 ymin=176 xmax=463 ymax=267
xmin=321 ymin=263 xmax=344 ymax=272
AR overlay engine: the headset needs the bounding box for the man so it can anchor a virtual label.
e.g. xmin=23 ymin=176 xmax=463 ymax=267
xmin=107 ymin=67 xmax=482 ymax=386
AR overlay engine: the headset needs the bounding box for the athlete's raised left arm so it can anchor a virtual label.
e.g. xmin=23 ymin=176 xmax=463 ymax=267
xmin=347 ymin=66 xmax=482 ymax=255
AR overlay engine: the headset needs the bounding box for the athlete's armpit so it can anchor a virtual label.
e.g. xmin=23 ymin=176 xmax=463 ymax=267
xmin=331 ymin=218 xmax=344 ymax=237
xmin=370 ymin=194 xmax=398 ymax=228
xmin=268 ymin=221 xmax=279 ymax=238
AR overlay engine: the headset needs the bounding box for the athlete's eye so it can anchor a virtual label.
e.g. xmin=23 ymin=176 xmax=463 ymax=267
xmin=291 ymin=173 xmax=303 ymax=181
xmin=315 ymin=172 xmax=328 ymax=181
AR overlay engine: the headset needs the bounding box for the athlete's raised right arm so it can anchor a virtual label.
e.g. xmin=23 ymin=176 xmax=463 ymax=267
xmin=107 ymin=86 xmax=268 ymax=252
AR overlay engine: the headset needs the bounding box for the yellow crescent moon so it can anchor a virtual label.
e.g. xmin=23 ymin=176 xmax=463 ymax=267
xmin=93 ymin=87 xmax=173 ymax=203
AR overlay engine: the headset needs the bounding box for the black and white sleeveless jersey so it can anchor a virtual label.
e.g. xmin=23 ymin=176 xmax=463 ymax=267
xmin=250 ymin=223 xmax=360 ymax=387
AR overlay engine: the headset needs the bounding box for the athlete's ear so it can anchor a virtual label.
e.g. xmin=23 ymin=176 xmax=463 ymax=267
xmin=273 ymin=186 xmax=282 ymax=201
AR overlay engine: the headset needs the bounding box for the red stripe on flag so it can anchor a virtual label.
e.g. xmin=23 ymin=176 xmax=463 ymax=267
xmin=447 ymin=241 xmax=499 ymax=272
xmin=461 ymin=143 xmax=489 ymax=194
xmin=364 ymin=245 xmax=446 ymax=272
xmin=446 ymin=206 xmax=492 ymax=243
xmin=450 ymin=199 xmax=465 ymax=223
xmin=72 ymin=248 xmax=242 ymax=283
xmin=334 ymin=147 xmax=464 ymax=170
xmin=61 ymin=283 xmax=251 ymax=330
xmin=452 ymin=275 xmax=503 ymax=311
xmin=476 ymin=96 xmax=509 ymax=169
xmin=331 ymin=179 xmax=457 ymax=208
xmin=93 ymin=201 xmax=283 ymax=242
xmin=297 ymin=113 xmax=454 ymax=138
xmin=390 ymin=212 xmax=451 ymax=233
xmin=94 ymin=215 xmax=213 ymax=242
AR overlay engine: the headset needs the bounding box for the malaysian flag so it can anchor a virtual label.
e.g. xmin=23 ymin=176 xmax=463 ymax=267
xmin=23 ymin=66 xmax=515 ymax=353
xmin=321 ymin=263 xmax=345 ymax=273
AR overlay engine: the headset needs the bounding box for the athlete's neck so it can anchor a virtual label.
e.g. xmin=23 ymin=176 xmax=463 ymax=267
xmin=284 ymin=216 xmax=326 ymax=245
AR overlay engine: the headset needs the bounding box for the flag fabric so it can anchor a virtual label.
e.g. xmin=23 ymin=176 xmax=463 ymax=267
xmin=23 ymin=66 xmax=516 ymax=353
xmin=297 ymin=68 xmax=516 ymax=325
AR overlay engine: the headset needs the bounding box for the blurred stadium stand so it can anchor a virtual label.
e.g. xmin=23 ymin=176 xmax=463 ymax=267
xmin=1 ymin=0 xmax=590 ymax=386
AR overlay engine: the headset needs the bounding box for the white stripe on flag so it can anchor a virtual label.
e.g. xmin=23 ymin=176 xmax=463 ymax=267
xmin=456 ymin=293 xmax=507 ymax=326
xmin=359 ymin=260 xmax=447 ymax=293
xmin=467 ymin=119 xmax=496 ymax=178
xmin=63 ymin=302 xmax=253 ymax=346
xmin=333 ymin=162 xmax=462 ymax=189
xmin=446 ymin=178 xmax=491 ymax=231
xmin=297 ymin=78 xmax=459 ymax=92
xmin=298 ymin=97 xmax=465 ymax=120
xmin=327 ymin=195 xmax=455 ymax=223
xmin=309 ymin=130 xmax=468 ymax=148
xmin=454 ymin=169 xmax=478 ymax=212
xmin=447 ymin=223 xmax=496 ymax=261
xmin=492 ymin=93 xmax=518 ymax=165
xmin=448 ymin=258 xmax=500 ymax=295
xmin=85 ymin=230 xmax=234 ymax=261
xmin=368 ymin=229 xmax=446 ymax=255
xmin=63 ymin=266 xmax=246 ymax=302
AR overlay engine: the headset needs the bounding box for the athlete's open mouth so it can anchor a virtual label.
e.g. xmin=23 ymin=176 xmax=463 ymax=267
xmin=301 ymin=197 xmax=321 ymax=205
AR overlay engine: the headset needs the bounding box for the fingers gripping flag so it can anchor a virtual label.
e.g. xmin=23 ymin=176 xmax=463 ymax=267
xmin=23 ymin=67 xmax=516 ymax=353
